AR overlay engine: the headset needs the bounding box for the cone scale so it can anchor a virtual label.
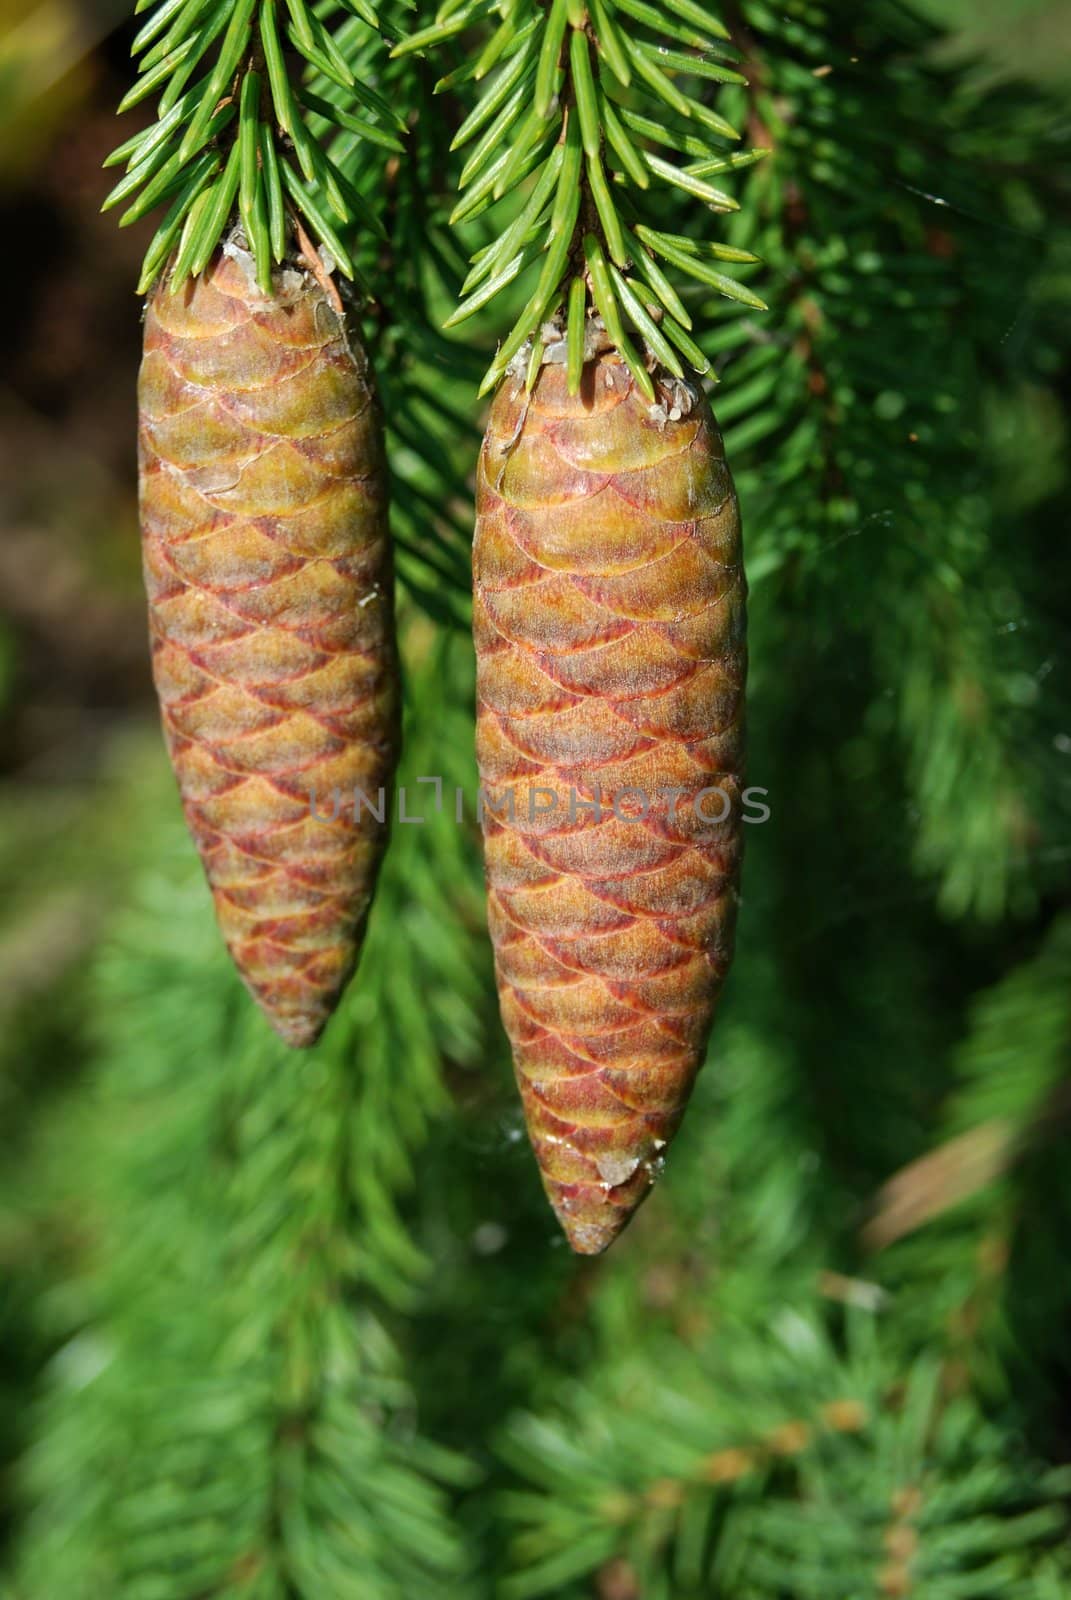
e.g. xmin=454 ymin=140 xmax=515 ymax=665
xmin=138 ymin=246 xmax=397 ymax=1047
xmin=474 ymin=353 xmax=746 ymax=1252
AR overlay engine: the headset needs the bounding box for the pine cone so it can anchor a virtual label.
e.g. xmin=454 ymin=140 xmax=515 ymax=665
xmin=138 ymin=246 xmax=397 ymax=1047
xmin=474 ymin=354 xmax=746 ymax=1252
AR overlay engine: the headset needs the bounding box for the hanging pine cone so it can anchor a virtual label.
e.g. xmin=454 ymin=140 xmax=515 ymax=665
xmin=474 ymin=352 xmax=746 ymax=1252
xmin=138 ymin=243 xmax=397 ymax=1047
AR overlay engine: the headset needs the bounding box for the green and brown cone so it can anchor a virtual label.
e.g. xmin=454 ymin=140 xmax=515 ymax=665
xmin=138 ymin=243 xmax=398 ymax=1047
xmin=474 ymin=351 xmax=746 ymax=1252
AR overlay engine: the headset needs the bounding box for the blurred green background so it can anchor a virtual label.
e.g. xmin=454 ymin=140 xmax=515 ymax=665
xmin=1 ymin=0 xmax=1071 ymax=1596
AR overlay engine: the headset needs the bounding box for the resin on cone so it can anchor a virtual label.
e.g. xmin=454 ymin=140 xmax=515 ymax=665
xmin=474 ymin=352 xmax=746 ymax=1252
xmin=138 ymin=243 xmax=397 ymax=1047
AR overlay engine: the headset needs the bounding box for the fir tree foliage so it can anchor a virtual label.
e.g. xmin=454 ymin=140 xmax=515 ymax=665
xmin=13 ymin=643 xmax=489 ymax=1600
xmin=103 ymin=0 xmax=405 ymax=291
xmin=396 ymin=0 xmax=768 ymax=394
xmin=499 ymin=1312 xmax=1071 ymax=1599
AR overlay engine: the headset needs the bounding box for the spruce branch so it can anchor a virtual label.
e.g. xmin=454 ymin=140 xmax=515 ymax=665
xmin=676 ymin=2 xmax=1064 ymax=932
xmin=500 ymin=1310 xmax=1071 ymax=1599
xmin=105 ymin=0 xmax=406 ymax=292
xmin=864 ymin=915 xmax=1071 ymax=1404
xmin=399 ymin=0 xmax=767 ymax=394
xmin=14 ymin=642 xmax=490 ymax=1600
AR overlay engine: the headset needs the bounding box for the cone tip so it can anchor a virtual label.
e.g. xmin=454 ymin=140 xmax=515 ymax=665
xmin=558 ymin=1212 xmax=630 ymax=1256
xmin=235 ymin=958 xmax=341 ymax=1050
xmin=549 ymin=1185 xmax=646 ymax=1256
xmin=264 ymin=1008 xmax=328 ymax=1051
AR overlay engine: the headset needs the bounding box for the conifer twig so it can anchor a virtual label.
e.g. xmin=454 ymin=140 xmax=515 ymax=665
xmin=401 ymin=0 xmax=767 ymax=391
